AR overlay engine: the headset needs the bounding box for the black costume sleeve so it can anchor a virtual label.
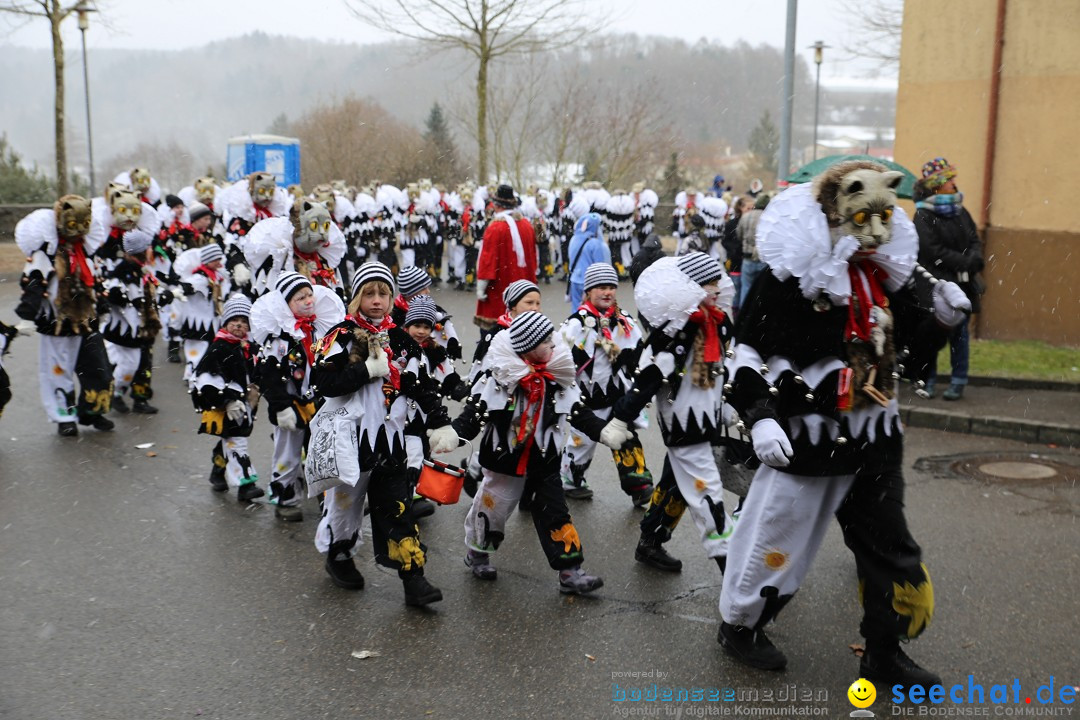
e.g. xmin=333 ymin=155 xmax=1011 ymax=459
xmin=410 ymin=364 xmax=452 ymax=430
xmin=568 ymin=401 xmax=607 ymax=441
xmin=612 ymin=362 xmax=666 ymax=424
xmin=257 ymin=355 xmax=294 ymax=415
xmin=451 ymin=393 xmax=488 ymax=441
xmin=15 ymin=270 xmax=45 ymax=321
xmin=311 ymin=332 xmax=375 ymax=398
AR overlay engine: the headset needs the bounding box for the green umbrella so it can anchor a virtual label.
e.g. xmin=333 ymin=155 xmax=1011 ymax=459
xmin=786 ymin=154 xmax=917 ymax=199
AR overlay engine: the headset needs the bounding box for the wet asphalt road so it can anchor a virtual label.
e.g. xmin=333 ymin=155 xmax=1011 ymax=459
xmin=0 ymin=277 xmax=1077 ymax=719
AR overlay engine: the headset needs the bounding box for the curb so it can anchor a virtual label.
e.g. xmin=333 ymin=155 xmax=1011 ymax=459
xmin=903 ymin=406 xmax=1080 ymax=449
xmin=939 ymin=375 xmax=1080 ymax=393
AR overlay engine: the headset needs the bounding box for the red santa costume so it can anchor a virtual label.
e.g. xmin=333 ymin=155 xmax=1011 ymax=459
xmin=474 ymin=184 xmax=537 ymax=327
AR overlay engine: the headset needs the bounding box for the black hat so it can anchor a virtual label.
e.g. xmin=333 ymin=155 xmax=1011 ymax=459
xmin=165 ymin=194 xmax=184 ymax=209
xmin=492 ymin=184 xmax=519 ymax=208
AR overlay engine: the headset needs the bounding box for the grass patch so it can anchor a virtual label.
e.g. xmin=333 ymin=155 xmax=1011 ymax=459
xmin=938 ymin=339 xmax=1080 ymax=382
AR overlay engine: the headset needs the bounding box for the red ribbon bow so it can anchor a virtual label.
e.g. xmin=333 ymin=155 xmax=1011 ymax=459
xmin=294 ymin=315 xmax=317 ymax=364
xmin=394 ymin=295 xmax=410 ymax=313
xmin=580 ymin=301 xmax=632 ymax=340
xmin=845 ymin=262 xmax=889 ymax=343
xmin=60 ymin=238 xmax=96 ymax=289
xmin=687 ymin=306 xmax=727 ymax=363
xmin=496 ymin=313 xmax=513 ymax=329
xmin=515 ymin=362 xmax=555 ymax=475
xmin=347 ymin=314 xmax=400 ymax=390
xmin=196 ymin=264 xmax=219 ymax=283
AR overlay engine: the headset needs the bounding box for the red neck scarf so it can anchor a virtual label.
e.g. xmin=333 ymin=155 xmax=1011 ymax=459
xmin=294 ymin=314 xmax=316 ymax=364
xmin=580 ymin=300 xmax=632 ymax=339
xmin=196 ymin=264 xmax=219 ymax=283
xmin=846 ymin=262 xmax=889 ymax=343
xmin=108 ymin=225 xmax=124 ymax=242
xmin=346 ymin=314 xmax=400 ymax=390
xmin=60 ymin=238 xmax=95 ymax=288
xmin=496 ymin=313 xmax=513 ymax=329
xmin=394 ymin=295 xmax=410 ymax=313
xmin=294 ymin=249 xmax=336 ymax=286
xmin=213 ymin=328 xmax=251 ymax=358
xmin=687 ymin=305 xmax=727 ymax=363
xmin=136 ymin=258 xmax=159 ymax=287
xmin=254 ymin=204 xmax=273 ymax=221
xmin=515 ymin=362 xmax=555 ymax=475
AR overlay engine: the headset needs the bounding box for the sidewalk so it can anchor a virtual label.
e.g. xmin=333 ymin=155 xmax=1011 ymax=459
xmin=899 ymin=380 xmax=1080 ymax=448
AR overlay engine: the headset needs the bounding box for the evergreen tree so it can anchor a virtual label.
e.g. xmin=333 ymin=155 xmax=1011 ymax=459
xmin=748 ymin=110 xmax=780 ymax=182
xmin=0 ymin=135 xmax=54 ymax=204
xmin=423 ymin=103 xmax=463 ymax=185
xmin=266 ymin=113 xmax=291 ymax=136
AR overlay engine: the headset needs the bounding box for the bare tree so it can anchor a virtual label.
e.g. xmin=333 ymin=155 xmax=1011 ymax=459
xmin=343 ymin=0 xmax=588 ymax=183
xmin=838 ymin=0 xmax=904 ymax=70
xmin=0 ymin=0 xmax=101 ymax=194
xmin=486 ymin=57 xmax=549 ymax=187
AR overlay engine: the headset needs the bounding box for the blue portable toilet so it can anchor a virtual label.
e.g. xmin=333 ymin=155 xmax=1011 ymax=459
xmin=226 ymin=134 xmax=301 ymax=186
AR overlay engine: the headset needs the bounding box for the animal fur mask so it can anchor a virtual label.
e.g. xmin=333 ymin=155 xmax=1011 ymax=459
xmin=194 ymin=176 xmax=216 ymax=205
xmin=130 ymin=168 xmax=151 ymax=195
xmin=54 ymin=195 xmax=92 ymax=238
xmin=311 ymin=184 xmax=337 ymax=216
xmin=294 ymin=201 xmax=332 ymax=253
xmin=813 ymin=161 xmax=904 ymax=251
xmin=248 ymin=172 xmax=277 ymax=208
xmin=109 ymin=189 xmax=143 ymax=231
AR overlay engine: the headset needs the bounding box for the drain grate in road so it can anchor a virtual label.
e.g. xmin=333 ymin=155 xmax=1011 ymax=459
xmin=915 ymin=452 xmax=1080 ymax=487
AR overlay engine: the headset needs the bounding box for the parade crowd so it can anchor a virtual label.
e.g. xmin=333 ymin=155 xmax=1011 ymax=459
xmin=0 ymin=157 xmax=983 ymax=689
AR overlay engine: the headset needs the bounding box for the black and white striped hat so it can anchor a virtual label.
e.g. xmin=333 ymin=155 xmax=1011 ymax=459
xmin=221 ymin=293 xmax=252 ymax=322
xmin=396 ymin=265 xmax=431 ymax=298
xmin=275 ymin=271 xmax=312 ymax=301
xmin=583 ymin=262 xmax=619 ymax=292
xmin=350 ymin=261 xmax=395 ymax=298
xmin=677 ymin=251 xmax=723 ymax=286
xmin=200 ymin=244 xmax=225 ymax=265
xmin=509 ymin=311 xmax=554 ymax=354
xmin=122 ymin=229 xmax=153 ymax=255
xmin=502 ymin=279 xmax=540 ymax=311
xmin=404 ymin=296 xmax=438 ymax=328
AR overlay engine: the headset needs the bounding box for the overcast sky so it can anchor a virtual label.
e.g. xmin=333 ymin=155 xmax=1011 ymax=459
xmin=0 ymin=0 xmax=896 ymax=84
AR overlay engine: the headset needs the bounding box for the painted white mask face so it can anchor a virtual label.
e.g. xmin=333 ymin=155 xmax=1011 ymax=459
xmin=110 ymin=189 xmax=142 ymax=230
xmin=249 ymin=173 xmax=276 ymax=207
xmin=835 ymin=169 xmax=904 ymax=250
xmin=295 ymin=201 xmax=332 ymax=253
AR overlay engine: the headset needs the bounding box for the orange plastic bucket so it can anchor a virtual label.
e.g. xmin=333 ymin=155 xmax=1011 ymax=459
xmin=417 ymin=457 xmax=466 ymax=505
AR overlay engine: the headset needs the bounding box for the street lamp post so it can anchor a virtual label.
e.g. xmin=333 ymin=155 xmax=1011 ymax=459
xmin=76 ymin=1 xmax=96 ymax=193
xmin=811 ymin=41 xmax=828 ymax=162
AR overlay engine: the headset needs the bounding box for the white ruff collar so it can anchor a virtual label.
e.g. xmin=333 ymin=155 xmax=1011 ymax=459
xmin=756 ymin=183 xmax=918 ymax=305
xmin=249 ymin=285 xmax=344 ymax=345
xmin=489 ymin=333 xmax=577 ymax=392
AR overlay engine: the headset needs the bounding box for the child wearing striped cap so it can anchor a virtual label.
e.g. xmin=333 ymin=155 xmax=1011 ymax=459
xmin=174 ymin=243 xmax=232 ymax=387
xmin=250 ymin=271 xmax=345 ymax=521
xmin=559 ymin=262 xmax=654 ymax=506
xmin=308 ymin=262 xmax=458 ymax=606
xmin=452 ymin=311 xmax=608 ymax=595
xmin=390 ymin=265 xmax=462 ymax=361
xmin=191 ymin=293 xmax=263 ymax=501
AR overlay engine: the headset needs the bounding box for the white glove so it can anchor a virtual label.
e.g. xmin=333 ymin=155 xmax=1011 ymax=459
xmin=476 ymin=279 xmax=489 ymax=301
xmin=276 ymin=407 xmax=298 ymax=431
xmin=364 ymin=345 xmax=390 ymax=379
xmin=751 ymin=418 xmax=793 ymax=468
xmin=225 ymin=400 xmax=246 ymax=423
xmin=932 ymin=281 xmax=971 ymax=328
xmin=721 ymin=402 xmax=737 ymax=427
xmin=231 ymin=263 xmax=251 ymax=286
xmin=14 ymin=319 xmax=36 ymax=336
xmin=427 ymin=425 xmax=460 ymax=454
xmin=599 ymin=418 xmax=635 ymax=450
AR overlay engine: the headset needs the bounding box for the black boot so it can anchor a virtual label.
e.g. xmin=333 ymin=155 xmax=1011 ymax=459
xmin=57 ymin=421 xmax=78 ymax=437
xmin=634 ymin=536 xmax=682 ymax=572
xmin=860 ymin=638 xmax=942 ymax=687
xmin=112 ymin=395 xmax=131 ymax=414
xmin=462 ymin=466 xmax=480 ymax=498
xmin=208 ymin=466 xmax=228 ymax=492
xmin=325 ymin=555 xmax=365 ymax=590
xmin=411 ymin=497 xmax=436 ymax=520
xmin=401 ymin=570 xmax=443 ymax=606
xmin=237 ymin=482 xmax=264 ymax=502
xmin=167 ymin=339 xmax=182 ymax=363
xmin=718 ymin=622 xmax=788 ymax=671
xmin=132 ymin=399 xmax=159 ymax=414
xmin=79 ymin=414 xmax=115 ymax=431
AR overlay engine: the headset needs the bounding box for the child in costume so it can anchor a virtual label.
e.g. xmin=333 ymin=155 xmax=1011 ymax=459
xmin=249 ymin=271 xmax=344 ymax=522
xmin=101 ymin=229 xmax=163 ymax=414
xmin=307 ymin=262 xmax=459 ymax=606
xmin=559 ymin=262 xmax=653 ymax=506
xmin=452 ymin=311 xmax=607 ymax=595
xmin=174 ymin=244 xmax=231 ymax=387
xmin=391 ymin=265 xmax=463 ymax=361
xmin=191 ymin=294 xmax=262 ymax=501
xmin=602 ymin=252 xmax=738 ymax=574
